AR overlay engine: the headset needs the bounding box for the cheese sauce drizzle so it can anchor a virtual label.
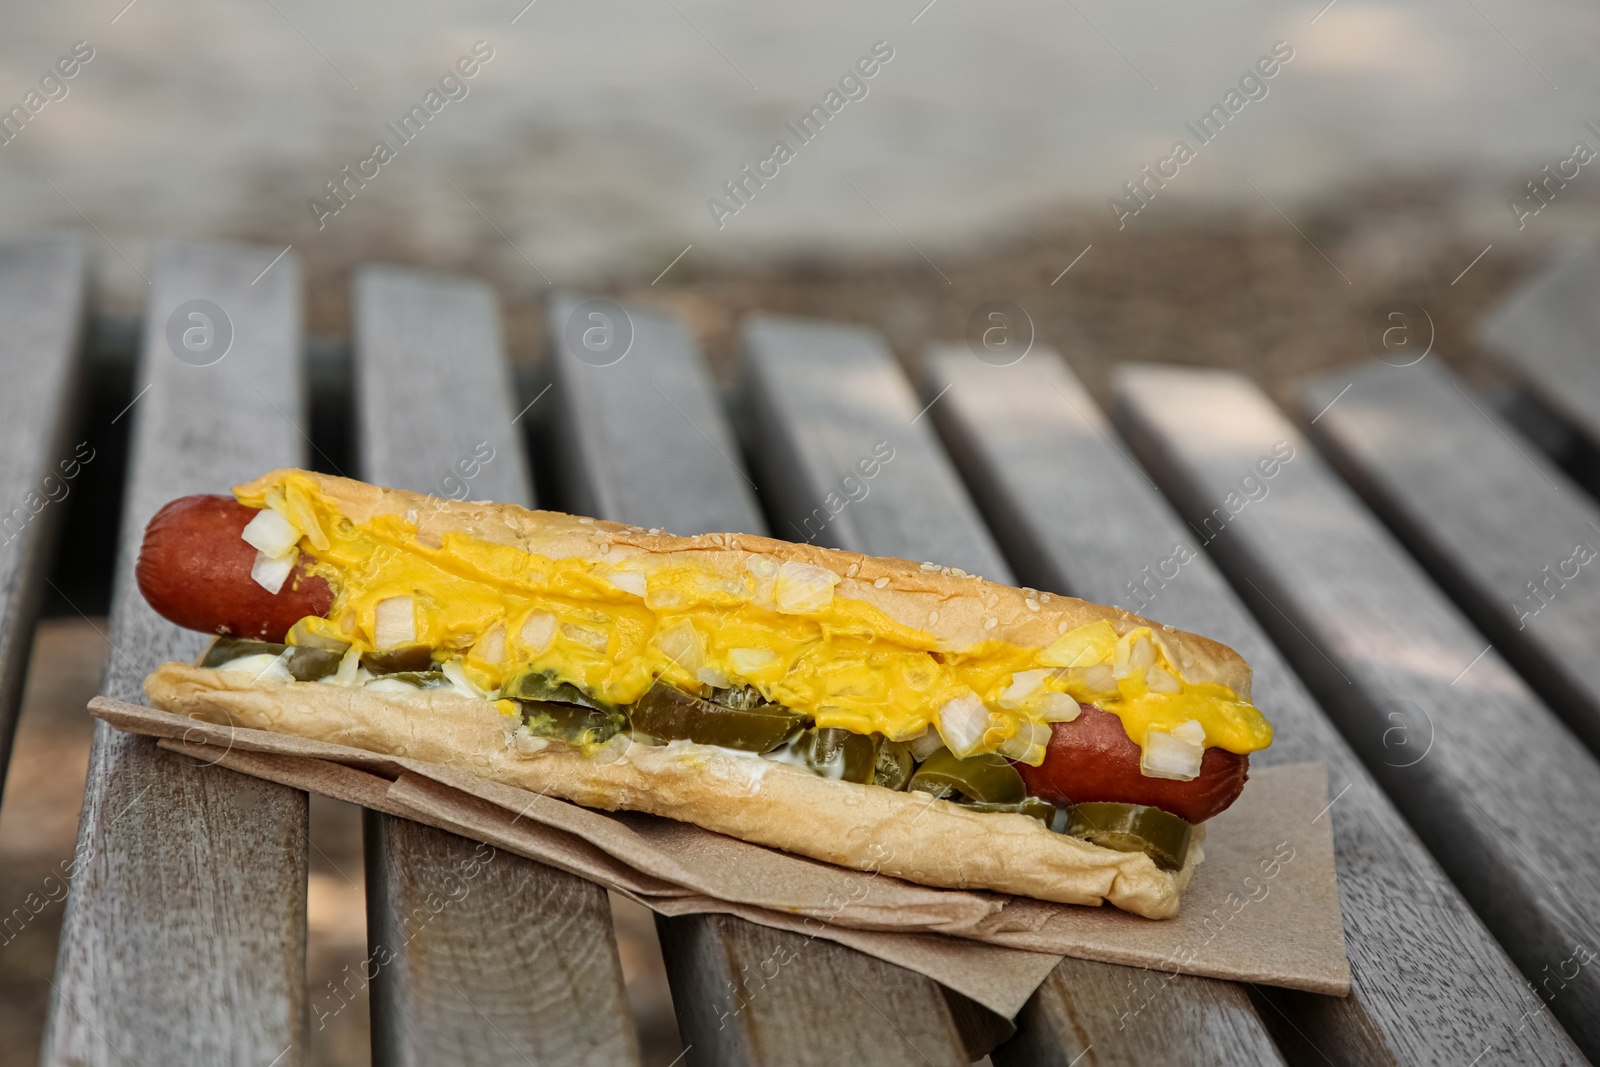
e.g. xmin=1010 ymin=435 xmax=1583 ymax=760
xmin=240 ymin=474 xmax=1273 ymax=762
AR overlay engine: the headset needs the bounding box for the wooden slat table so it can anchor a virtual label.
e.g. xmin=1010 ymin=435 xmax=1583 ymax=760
xmin=1478 ymin=245 xmax=1600 ymax=450
xmin=46 ymin=240 xmax=312 ymax=1065
xmin=1306 ymin=359 xmax=1600 ymax=756
xmin=352 ymin=267 xmax=639 ymax=1066
xmin=0 ymin=236 xmax=88 ymax=794
xmin=924 ymin=346 xmax=1584 ymax=1065
xmin=25 ymin=240 xmax=1600 ymax=1065
xmin=1112 ymin=363 xmax=1600 ymax=1060
xmin=549 ymin=294 xmax=971 ymax=1066
xmin=741 ymin=317 xmax=1287 ymax=1067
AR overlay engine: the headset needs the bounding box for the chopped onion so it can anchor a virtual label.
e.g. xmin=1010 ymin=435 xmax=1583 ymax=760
xmin=442 ymin=659 xmax=489 ymax=698
xmin=519 ymin=612 xmax=556 ymax=654
xmin=1146 ymin=665 xmax=1183 ymax=693
xmin=1172 ymin=720 xmax=1205 ymax=746
xmin=241 ymin=507 xmax=301 ymax=559
xmin=1037 ymin=619 xmax=1118 ymax=668
xmin=512 ymin=728 xmax=551 ymax=755
xmin=1067 ymin=663 xmax=1118 ymax=696
xmin=745 ymin=554 xmax=778 ymax=579
xmin=1035 ymin=692 xmax=1082 ymax=722
xmin=773 ymin=561 xmax=840 ymax=614
xmin=998 ymin=668 xmax=1051 ymax=709
xmin=1140 ymin=719 xmax=1206 ymax=781
xmin=561 ymin=624 xmax=609 ymax=651
xmin=729 ymin=647 xmax=776 ymax=674
xmin=998 ymin=720 xmax=1052 ymax=766
xmin=1151 ymin=629 xmax=1185 ymax=677
xmin=656 ymin=621 xmax=704 ymax=674
xmin=609 ymin=571 xmax=648 ymax=597
xmin=905 ymin=728 xmax=946 ymax=761
xmin=936 ymin=691 xmax=990 ymax=758
xmin=697 ymin=666 xmax=730 ymax=688
xmin=250 ymin=549 xmax=296 ymax=594
xmin=472 ymin=625 xmax=506 ymax=665
xmin=322 ymin=647 xmax=362 ymax=687
xmin=1114 ymin=631 xmax=1155 ymax=680
xmin=374 ymin=595 xmax=416 ymax=649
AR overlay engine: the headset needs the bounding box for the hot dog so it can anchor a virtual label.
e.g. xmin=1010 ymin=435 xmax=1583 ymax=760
xmin=137 ymin=495 xmax=331 ymax=641
xmin=1017 ymin=706 xmax=1247 ymax=824
xmin=134 ymin=469 xmax=1274 ymax=917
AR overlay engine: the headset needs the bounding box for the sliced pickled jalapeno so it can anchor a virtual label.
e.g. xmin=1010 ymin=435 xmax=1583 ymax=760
xmin=906 ymin=748 xmax=1026 ymax=805
xmin=285 ymin=620 xmax=352 ymax=654
xmin=706 ymin=685 xmax=767 ymax=711
xmin=361 ymin=645 xmax=435 ymax=675
xmin=378 ymin=670 xmax=446 ymax=688
xmin=502 ymin=667 xmax=616 ymax=712
xmin=1066 ymin=802 xmax=1193 ymax=872
xmin=284 ymin=647 xmax=345 ymax=682
xmin=629 ymin=684 xmax=806 ymax=752
xmin=960 ymin=797 xmax=1060 ymax=827
xmin=202 ymin=637 xmax=287 ymax=667
xmin=521 ymin=700 xmax=626 ymax=746
xmin=200 ymin=637 xmax=343 ymax=682
xmin=872 ymin=740 xmax=914 ymax=791
xmin=803 ymin=727 xmax=878 ymax=783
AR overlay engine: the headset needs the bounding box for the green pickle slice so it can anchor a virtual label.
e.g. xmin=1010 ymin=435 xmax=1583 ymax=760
xmin=959 ymin=797 xmax=1061 ymax=826
xmin=872 ymin=740 xmax=915 ymax=791
xmin=906 ymin=748 xmax=1026 ymax=804
xmin=705 ymin=685 xmax=767 ymax=711
xmin=521 ymin=700 xmax=626 ymax=746
xmin=361 ymin=645 xmax=435 ymax=675
xmin=503 ymin=667 xmax=618 ymax=713
xmin=800 ymin=727 xmax=878 ymax=783
xmin=1066 ymin=802 xmax=1194 ymax=871
xmin=201 ymin=637 xmax=343 ymax=682
xmin=285 ymin=620 xmax=352 ymax=654
xmin=378 ymin=670 xmax=446 ymax=688
xmin=629 ymin=684 xmax=806 ymax=752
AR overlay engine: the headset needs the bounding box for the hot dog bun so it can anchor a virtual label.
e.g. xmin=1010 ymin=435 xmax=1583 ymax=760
xmin=145 ymin=660 xmax=1202 ymax=918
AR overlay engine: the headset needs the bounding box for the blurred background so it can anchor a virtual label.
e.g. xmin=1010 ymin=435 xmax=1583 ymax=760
xmin=2 ymin=0 xmax=1597 ymax=1063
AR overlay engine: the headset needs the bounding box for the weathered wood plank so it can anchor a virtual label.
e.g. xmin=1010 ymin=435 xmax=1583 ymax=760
xmin=927 ymin=346 xmax=1583 ymax=1065
xmin=551 ymin=295 xmax=969 ymax=1066
xmin=1478 ymin=245 xmax=1600 ymax=449
xmin=655 ymin=914 xmax=969 ymax=1067
xmin=45 ymin=240 xmax=311 ymax=1066
xmin=1307 ymin=360 xmax=1600 ymax=757
xmin=353 ymin=266 xmax=639 ymax=1067
xmin=742 ymin=315 xmax=1011 ymax=577
xmin=1112 ymin=362 xmax=1600 ymax=1060
xmin=998 ymin=956 xmax=1292 ymax=1067
xmin=548 ymin=293 xmax=760 ymax=534
xmin=742 ymin=317 xmax=1284 ymax=1066
xmin=0 ymin=235 xmax=89 ymax=798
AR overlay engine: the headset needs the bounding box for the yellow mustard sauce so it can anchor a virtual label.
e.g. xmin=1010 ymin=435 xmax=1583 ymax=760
xmin=240 ymin=474 xmax=1273 ymax=760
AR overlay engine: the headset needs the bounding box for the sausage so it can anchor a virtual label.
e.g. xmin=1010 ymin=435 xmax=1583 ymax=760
xmin=1014 ymin=704 xmax=1248 ymax=823
xmin=136 ymin=494 xmax=332 ymax=642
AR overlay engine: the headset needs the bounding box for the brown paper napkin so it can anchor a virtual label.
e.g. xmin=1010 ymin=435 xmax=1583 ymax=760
xmin=91 ymin=697 xmax=1348 ymax=1017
